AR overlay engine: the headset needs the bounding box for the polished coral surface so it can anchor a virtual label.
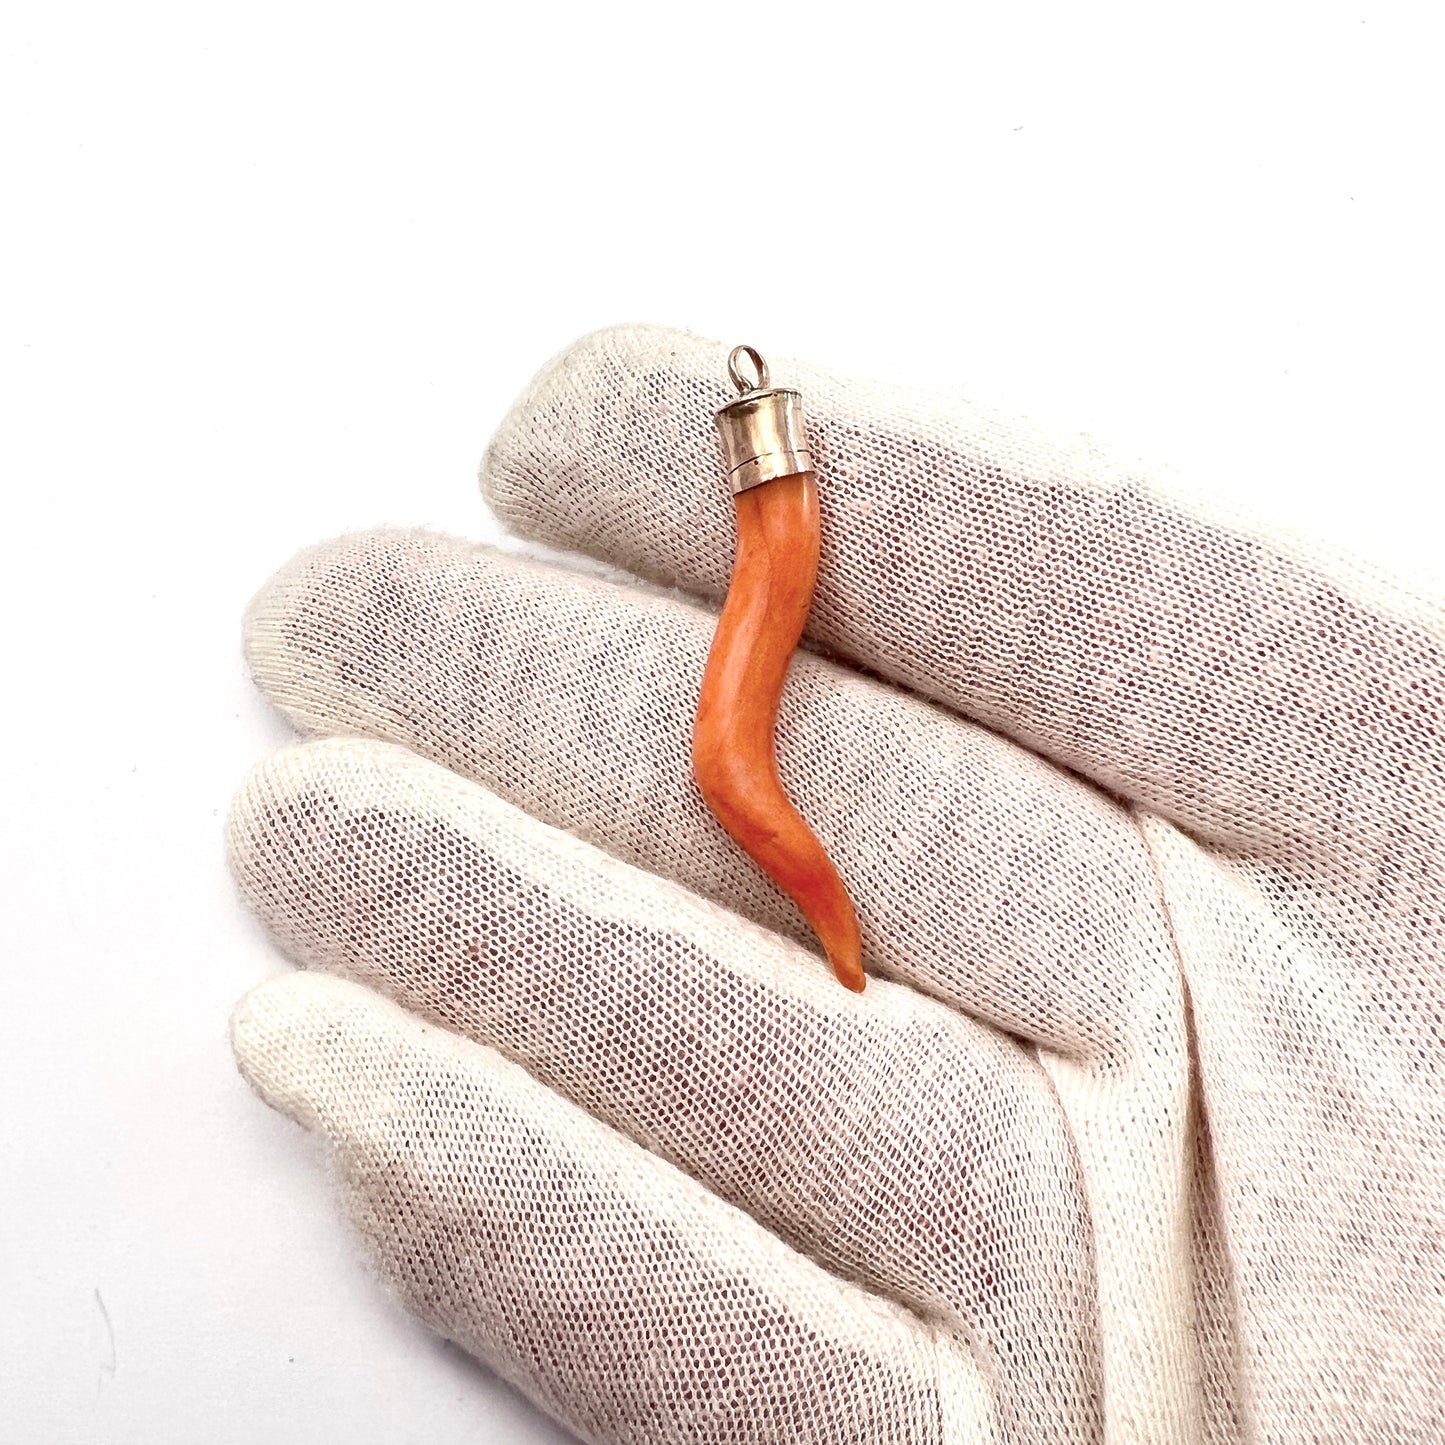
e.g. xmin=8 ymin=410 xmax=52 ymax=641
xmin=692 ymin=471 xmax=865 ymax=991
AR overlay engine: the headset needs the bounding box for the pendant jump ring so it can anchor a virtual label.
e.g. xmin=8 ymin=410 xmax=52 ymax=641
xmin=727 ymin=344 xmax=769 ymax=395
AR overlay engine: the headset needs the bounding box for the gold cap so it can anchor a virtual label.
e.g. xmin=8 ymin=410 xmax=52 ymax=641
xmin=714 ymin=345 xmax=813 ymax=494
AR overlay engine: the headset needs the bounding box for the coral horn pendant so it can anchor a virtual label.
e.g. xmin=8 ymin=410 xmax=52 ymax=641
xmin=691 ymin=345 xmax=865 ymax=992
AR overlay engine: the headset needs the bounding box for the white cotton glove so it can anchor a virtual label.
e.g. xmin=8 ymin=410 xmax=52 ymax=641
xmin=229 ymin=324 xmax=1445 ymax=1444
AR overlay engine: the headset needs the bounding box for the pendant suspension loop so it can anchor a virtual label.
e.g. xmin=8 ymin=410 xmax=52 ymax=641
xmin=727 ymin=344 xmax=770 ymax=396
xmin=714 ymin=345 xmax=812 ymax=494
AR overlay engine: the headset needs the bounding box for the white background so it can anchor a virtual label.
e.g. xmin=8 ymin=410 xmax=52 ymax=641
xmin=2 ymin=3 xmax=1441 ymax=1441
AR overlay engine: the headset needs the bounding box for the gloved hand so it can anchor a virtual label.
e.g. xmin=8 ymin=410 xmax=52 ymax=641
xmin=229 ymin=324 xmax=1445 ymax=1444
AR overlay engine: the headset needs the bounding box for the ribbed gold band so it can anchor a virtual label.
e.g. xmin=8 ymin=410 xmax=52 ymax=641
xmin=714 ymin=387 xmax=813 ymax=494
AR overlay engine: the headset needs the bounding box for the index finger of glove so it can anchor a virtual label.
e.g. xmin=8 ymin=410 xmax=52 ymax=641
xmin=482 ymin=324 xmax=1445 ymax=890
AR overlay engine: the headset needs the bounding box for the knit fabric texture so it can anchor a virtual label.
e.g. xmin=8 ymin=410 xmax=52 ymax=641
xmin=230 ymin=324 xmax=1445 ymax=1443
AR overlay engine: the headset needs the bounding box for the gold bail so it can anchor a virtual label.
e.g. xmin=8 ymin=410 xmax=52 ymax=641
xmin=714 ymin=344 xmax=814 ymax=495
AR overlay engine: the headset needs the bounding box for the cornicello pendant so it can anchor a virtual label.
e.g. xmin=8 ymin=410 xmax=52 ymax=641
xmin=691 ymin=345 xmax=865 ymax=992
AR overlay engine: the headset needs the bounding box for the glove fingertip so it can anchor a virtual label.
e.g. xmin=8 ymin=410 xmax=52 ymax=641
xmin=229 ymin=972 xmax=363 ymax=1135
xmin=240 ymin=535 xmax=336 ymax=701
xmin=480 ymin=322 xmax=720 ymax=531
xmin=241 ymin=526 xmax=452 ymax=727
